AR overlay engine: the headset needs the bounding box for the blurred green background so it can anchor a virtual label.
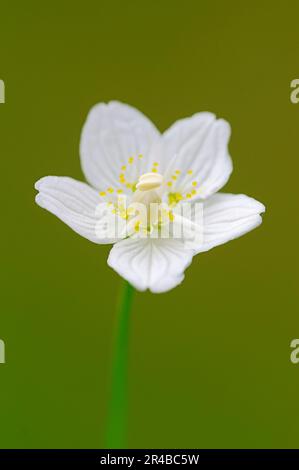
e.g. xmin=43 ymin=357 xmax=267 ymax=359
xmin=0 ymin=0 xmax=298 ymax=449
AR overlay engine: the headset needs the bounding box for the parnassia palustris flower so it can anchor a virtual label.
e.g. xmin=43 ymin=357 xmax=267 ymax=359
xmin=35 ymin=101 xmax=265 ymax=293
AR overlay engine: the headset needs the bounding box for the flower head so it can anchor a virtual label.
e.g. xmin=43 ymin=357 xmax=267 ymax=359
xmin=35 ymin=101 xmax=265 ymax=293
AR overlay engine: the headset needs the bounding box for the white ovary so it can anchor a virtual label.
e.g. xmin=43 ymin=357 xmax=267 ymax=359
xmin=131 ymin=172 xmax=164 ymax=230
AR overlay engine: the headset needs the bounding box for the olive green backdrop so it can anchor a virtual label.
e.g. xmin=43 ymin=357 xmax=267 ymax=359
xmin=0 ymin=0 xmax=298 ymax=448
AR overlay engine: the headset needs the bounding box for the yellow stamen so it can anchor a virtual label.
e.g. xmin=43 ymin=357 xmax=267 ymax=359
xmin=169 ymin=211 xmax=175 ymax=222
xmin=168 ymin=192 xmax=183 ymax=206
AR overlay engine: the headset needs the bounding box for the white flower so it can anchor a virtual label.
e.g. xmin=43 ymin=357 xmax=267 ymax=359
xmin=35 ymin=101 xmax=265 ymax=293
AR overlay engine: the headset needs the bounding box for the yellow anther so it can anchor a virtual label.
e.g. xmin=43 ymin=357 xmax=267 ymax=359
xmin=127 ymin=206 xmax=136 ymax=216
xmin=107 ymin=187 xmax=114 ymax=193
xmin=187 ymin=170 xmax=193 ymax=175
xmin=169 ymin=211 xmax=175 ymax=222
xmin=192 ymin=181 xmax=197 ymax=187
xmin=168 ymin=192 xmax=183 ymax=206
xmin=121 ymin=165 xmax=126 ymax=171
xmin=128 ymin=157 xmax=134 ymax=164
xmin=167 ymin=181 xmax=173 ymax=187
xmin=138 ymin=154 xmax=143 ymax=159
xmin=134 ymin=220 xmax=141 ymax=232
xmin=172 ymin=175 xmax=177 ymax=180
xmin=186 ymin=193 xmax=191 ymax=198
xmin=152 ymin=168 xmax=158 ymax=173
xmin=191 ymin=189 xmax=197 ymax=195
xmin=175 ymin=170 xmax=181 ymax=175
xmin=117 ymin=189 xmax=123 ymax=194
xmin=153 ymin=162 xmax=159 ymax=166
xmin=99 ymin=191 xmax=106 ymax=196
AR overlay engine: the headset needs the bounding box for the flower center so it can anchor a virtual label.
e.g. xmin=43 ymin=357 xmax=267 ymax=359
xmin=135 ymin=172 xmax=163 ymax=191
xmin=132 ymin=172 xmax=163 ymax=208
xmin=130 ymin=172 xmax=164 ymax=230
xmin=98 ymin=158 xmax=200 ymax=234
xmin=98 ymin=156 xmax=199 ymax=204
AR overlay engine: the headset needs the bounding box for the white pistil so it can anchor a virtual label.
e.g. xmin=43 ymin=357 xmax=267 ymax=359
xmin=131 ymin=172 xmax=163 ymax=228
xmin=135 ymin=172 xmax=163 ymax=191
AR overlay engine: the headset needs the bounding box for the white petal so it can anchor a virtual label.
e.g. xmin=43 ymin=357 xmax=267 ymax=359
xmin=80 ymin=101 xmax=161 ymax=192
xmin=196 ymin=193 xmax=265 ymax=253
xmin=35 ymin=176 xmax=120 ymax=244
xmin=162 ymin=112 xmax=232 ymax=199
xmin=107 ymin=237 xmax=194 ymax=293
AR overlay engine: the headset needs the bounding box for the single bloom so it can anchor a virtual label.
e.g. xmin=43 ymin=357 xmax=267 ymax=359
xmin=35 ymin=101 xmax=265 ymax=293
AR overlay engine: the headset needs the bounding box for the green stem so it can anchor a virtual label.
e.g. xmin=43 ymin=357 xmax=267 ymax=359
xmin=106 ymin=281 xmax=135 ymax=449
